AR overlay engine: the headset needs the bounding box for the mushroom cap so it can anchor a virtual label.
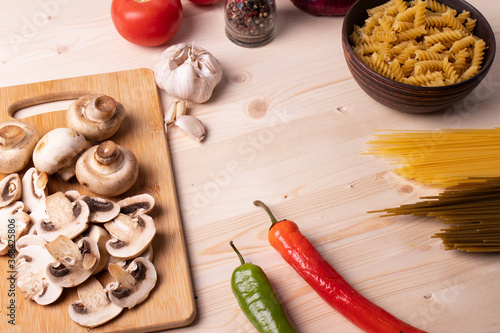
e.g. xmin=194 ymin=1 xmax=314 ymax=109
xmin=68 ymin=277 xmax=123 ymax=328
xmin=80 ymin=195 xmax=120 ymax=223
xmin=33 ymin=127 xmax=88 ymax=175
xmin=0 ymin=173 xmax=22 ymax=208
xmin=75 ymin=224 xmax=111 ymax=275
xmin=15 ymin=245 xmax=63 ymax=305
xmin=108 ymin=244 xmax=154 ymax=269
xmin=45 ymin=235 xmax=100 ymax=288
xmin=21 ymin=167 xmax=48 ymax=214
xmin=75 ymin=141 xmax=139 ymax=197
xmin=106 ymin=257 xmax=157 ymax=309
xmin=36 ymin=191 xmax=89 ymax=242
xmin=104 ymin=213 xmax=156 ymax=259
xmin=117 ymin=193 xmax=155 ymax=218
xmin=15 ymin=234 xmax=47 ymax=252
xmin=66 ymin=95 xmax=125 ymax=142
xmin=0 ymin=201 xmax=30 ymax=255
xmin=0 ymin=120 xmax=40 ymax=173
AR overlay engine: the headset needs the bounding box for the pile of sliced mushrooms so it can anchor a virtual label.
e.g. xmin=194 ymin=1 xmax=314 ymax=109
xmin=0 ymin=94 xmax=159 ymax=328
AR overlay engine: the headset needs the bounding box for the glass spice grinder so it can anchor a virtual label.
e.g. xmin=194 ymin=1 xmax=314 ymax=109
xmin=225 ymin=0 xmax=277 ymax=47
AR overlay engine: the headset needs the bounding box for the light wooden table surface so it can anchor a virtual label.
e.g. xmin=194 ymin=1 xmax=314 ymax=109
xmin=1 ymin=0 xmax=500 ymax=332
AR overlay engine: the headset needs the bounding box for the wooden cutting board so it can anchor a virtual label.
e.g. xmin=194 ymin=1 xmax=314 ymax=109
xmin=0 ymin=68 xmax=196 ymax=332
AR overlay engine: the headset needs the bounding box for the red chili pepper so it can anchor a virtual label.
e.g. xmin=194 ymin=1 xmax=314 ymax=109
xmin=254 ymin=200 xmax=428 ymax=333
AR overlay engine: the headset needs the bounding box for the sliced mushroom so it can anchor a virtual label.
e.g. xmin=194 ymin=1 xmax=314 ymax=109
xmin=104 ymin=213 xmax=156 ymax=259
xmin=32 ymin=127 xmax=88 ymax=182
xmin=0 ymin=201 xmax=30 ymax=255
xmin=69 ymin=276 xmax=123 ymax=328
xmin=106 ymin=257 xmax=157 ymax=309
xmin=118 ymin=193 xmax=155 ymax=218
xmin=80 ymin=195 xmax=120 ymax=223
xmin=75 ymin=224 xmax=110 ymax=274
xmin=0 ymin=173 xmax=22 ymax=208
xmin=0 ymin=120 xmax=40 ymax=173
xmin=45 ymin=235 xmax=100 ymax=288
xmin=108 ymin=244 xmax=154 ymax=269
xmin=66 ymin=95 xmax=126 ymax=142
xmin=36 ymin=191 xmax=89 ymax=242
xmin=15 ymin=234 xmax=47 ymax=252
xmin=21 ymin=167 xmax=48 ymax=214
xmin=16 ymin=245 xmax=63 ymax=305
xmin=75 ymin=140 xmax=139 ymax=197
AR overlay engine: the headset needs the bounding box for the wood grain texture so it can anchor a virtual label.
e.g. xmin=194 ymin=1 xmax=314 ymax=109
xmin=0 ymin=69 xmax=195 ymax=332
xmin=0 ymin=0 xmax=499 ymax=332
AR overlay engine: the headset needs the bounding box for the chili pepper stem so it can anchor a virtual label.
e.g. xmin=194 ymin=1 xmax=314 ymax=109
xmin=229 ymin=241 xmax=246 ymax=265
xmin=253 ymin=200 xmax=279 ymax=226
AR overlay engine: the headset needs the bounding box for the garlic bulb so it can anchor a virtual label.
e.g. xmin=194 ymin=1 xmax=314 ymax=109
xmin=154 ymin=43 xmax=223 ymax=104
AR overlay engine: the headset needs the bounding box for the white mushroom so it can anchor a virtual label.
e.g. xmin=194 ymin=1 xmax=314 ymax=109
xmin=45 ymin=235 xmax=100 ymax=288
xmin=66 ymin=95 xmax=125 ymax=142
xmin=0 ymin=173 xmax=22 ymax=208
xmin=79 ymin=195 xmax=120 ymax=223
xmin=0 ymin=120 xmax=40 ymax=173
xmin=69 ymin=277 xmax=123 ymax=328
xmin=0 ymin=201 xmax=30 ymax=255
xmin=75 ymin=224 xmax=110 ymax=275
xmin=117 ymin=193 xmax=155 ymax=218
xmin=32 ymin=127 xmax=89 ymax=182
xmin=15 ymin=234 xmax=47 ymax=252
xmin=104 ymin=213 xmax=156 ymax=259
xmin=75 ymin=140 xmax=139 ymax=197
xmin=15 ymin=245 xmax=64 ymax=305
xmin=108 ymin=244 xmax=154 ymax=269
xmin=35 ymin=191 xmax=89 ymax=242
xmin=106 ymin=257 xmax=157 ymax=309
xmin=21 ymin=167 xmax=48 ymax=214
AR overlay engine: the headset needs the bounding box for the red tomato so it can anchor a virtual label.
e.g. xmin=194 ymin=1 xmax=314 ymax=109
xmin=188 ymin=0 xmax=222 ymax=5
xmin=111 ymin=0 xmax=183 ymax=47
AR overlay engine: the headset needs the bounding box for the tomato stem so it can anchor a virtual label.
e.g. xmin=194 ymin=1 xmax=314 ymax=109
xmin=230 ymin=241 xmax=246 ymax=265
xmin=253 ymin=200 xmax=279 ymax=226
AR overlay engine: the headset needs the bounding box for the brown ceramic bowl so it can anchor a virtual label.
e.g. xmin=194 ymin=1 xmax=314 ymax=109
xmin=341 ymin=0 xmax=496 ymax=113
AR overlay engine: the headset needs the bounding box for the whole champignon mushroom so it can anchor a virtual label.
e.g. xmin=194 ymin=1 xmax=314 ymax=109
xmin=16 ymin=245 xmax=63 ymax=305
xmin=32 ymin=127 xmax=89 ymax=182
xmin=0 ymin=120 xmax=40 ymax=173
xmin=75 ymin=140 xmax=139 ymax=197
xmin=69 ymin=276 xmax=123 ymax=328
xmin=0 ymin=173 xmax=22 ymax=208
xmin=0 ymin=201 xmax=30 ymax=255
xmin=79 ymin=195 xmax=120 ymax=223
xmin=45 ymin=235 xmax=100 ymax=288
xmin=35 ymin=191 xmax=89 ymax=242
xmin=75 ymin=224 xmax=110 ymax=275
xmin=106 ymin=257 xmax=157 ymax=309
xmin=117 ymin=193 xmax=155 ymax=218
xmin=104 ymin=213 xmax=156 ymax=260
xmin=66 ymin=95 xmax=125 ymax=142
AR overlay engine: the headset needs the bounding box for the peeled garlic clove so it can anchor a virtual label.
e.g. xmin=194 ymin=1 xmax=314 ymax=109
xmin=154 ymin=43 xmax=222 ymax=104
xmin=175 ymin=115 xmax=206 ymax=142
xmin=164 ymin=100 xmax=187 ymax=126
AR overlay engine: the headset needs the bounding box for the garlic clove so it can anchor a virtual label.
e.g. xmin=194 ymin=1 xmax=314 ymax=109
xmin=164 ymin=100 xmax=187 ymax=127
xmin=174 ymin=115 xmax=206 ymax=142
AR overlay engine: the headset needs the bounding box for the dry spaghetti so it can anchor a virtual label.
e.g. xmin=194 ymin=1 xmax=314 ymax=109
xmin=365 ymin=127 xmax=500 ymax=187
xmin=369 ymin=178 xmax=500 ymax=252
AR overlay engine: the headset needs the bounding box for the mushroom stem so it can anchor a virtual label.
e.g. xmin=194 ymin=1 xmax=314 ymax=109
xmin=0 ymin=125 xmax=26 ymax=146
xmin=87 ymin=95 xmax=117 ymax=121
xmin=94 ymin=141 xmax=122 ymax=165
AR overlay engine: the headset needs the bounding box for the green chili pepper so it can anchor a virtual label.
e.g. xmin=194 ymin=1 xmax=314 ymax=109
xmin=229 ymin=241 xmax=297 ymax=333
